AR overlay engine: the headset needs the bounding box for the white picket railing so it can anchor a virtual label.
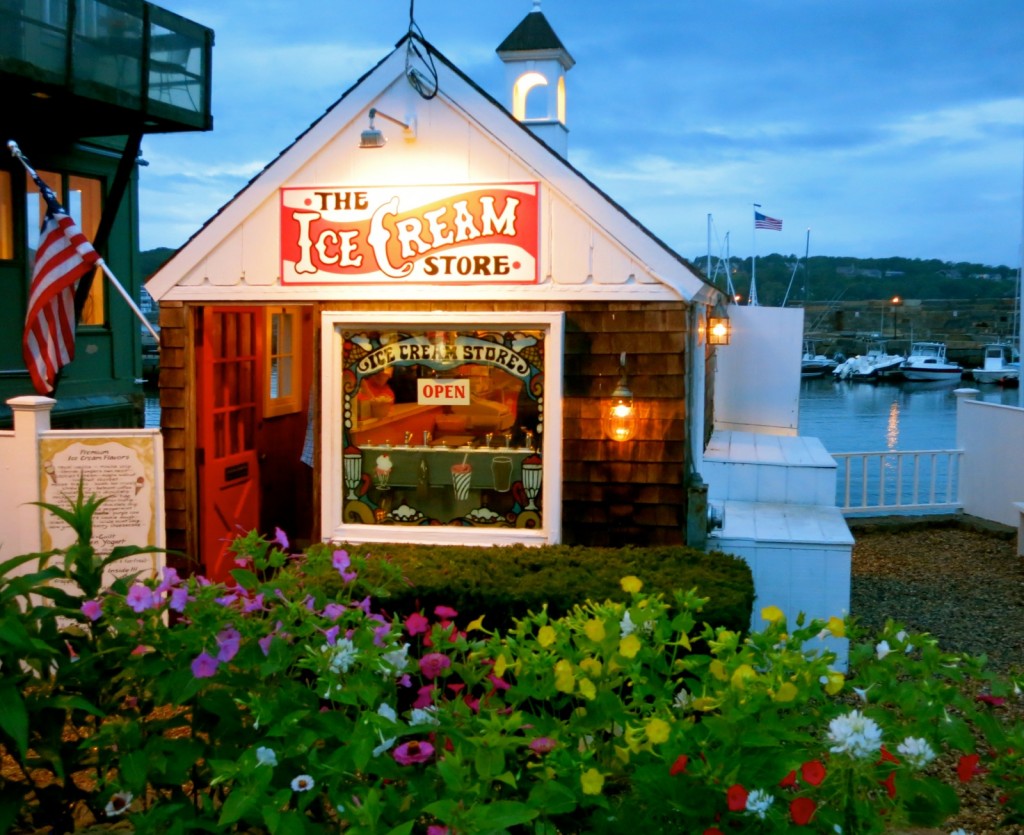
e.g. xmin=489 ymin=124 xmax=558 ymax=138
xmin=831 ymin=449 xmax=964 ymax=515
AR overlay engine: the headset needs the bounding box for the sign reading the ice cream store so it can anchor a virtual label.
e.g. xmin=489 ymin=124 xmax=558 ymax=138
xmin=280 ymin=183 xmax=539 ymax=285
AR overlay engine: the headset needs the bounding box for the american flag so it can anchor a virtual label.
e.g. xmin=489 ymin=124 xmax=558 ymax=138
xmin=23 ymin=178 xmax=101 ymax=394
xmin=754 ymin=211 xmax=783 ymax=231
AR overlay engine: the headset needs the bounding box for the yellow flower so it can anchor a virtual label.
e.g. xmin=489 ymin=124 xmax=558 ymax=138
xmin=691 ymin=696 xmax=720 ymax=712
xmin=823 ymin=671 xmax=844 ymax=696
xmin=619 ymin=634 xmax=641 ymax=659
xmin=620 ymin=575 xmax=643 ymax=593
xmin=493 ymin=654 xmax=508 ymax=678
xmin=537 ymin=625 xmax=556 ymax=647
xmin=554 ymin=659 xmax=575 ymax=693
xmin=709 ymin=659 xmax=728 ymax=681
xmin=465 ymin=614 xmax=487 ymax=633
xmin=579 ymin=657 xmax=602 ymax=678
xmin=584 ymin=619 xmax=606 ymax=642
xmin=773 ymin=682 xmax=799 ymax=703
xmin=578 ymin=678 xmax=597 ymax=701
xmin=645 ymin=717 xmax=671 ymax=744
xmin=761 ymin=605 xmax=784 ymax=624
xmin=826 ymin=616 xmax=846 ymax=638
xmin=731 ymin=664 xmax=757 ymax=690
xmin=614 ymin=745 xmax=631 ymax=764
xmin=580 ymin=768 xmax=605 ymax=795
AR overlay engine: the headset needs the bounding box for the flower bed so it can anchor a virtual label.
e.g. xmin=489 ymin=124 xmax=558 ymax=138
xmin=1 ymin=492 xmax=1023 ymax=833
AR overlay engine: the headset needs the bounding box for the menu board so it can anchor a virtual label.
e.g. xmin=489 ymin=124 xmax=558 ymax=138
xmin=38 ymin=432 xmax=164 ymax=585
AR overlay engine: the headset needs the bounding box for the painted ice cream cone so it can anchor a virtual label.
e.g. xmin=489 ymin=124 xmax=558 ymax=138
xmin=375 ymin=453 xmax=393 ymax=489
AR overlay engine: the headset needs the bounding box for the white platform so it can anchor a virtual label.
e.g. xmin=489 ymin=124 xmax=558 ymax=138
xmin=704 ymin=430 xmax=853 ymax=665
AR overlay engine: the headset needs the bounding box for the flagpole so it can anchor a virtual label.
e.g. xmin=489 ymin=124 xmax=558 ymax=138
xmin=8 ymin=140 xmax=159 ymax=344
xmin=750 ymin=203 xmax=760 ymax=306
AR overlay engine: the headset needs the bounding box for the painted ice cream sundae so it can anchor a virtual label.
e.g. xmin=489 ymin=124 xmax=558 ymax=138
xmin=451 ymin=459 xmax=472 ymax=501
xmin=374 ymin=453 xmax=393 ymax=489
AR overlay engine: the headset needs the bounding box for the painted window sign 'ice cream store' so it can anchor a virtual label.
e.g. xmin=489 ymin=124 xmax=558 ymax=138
xmin=338 ymin=326 xmax=546 ymax=530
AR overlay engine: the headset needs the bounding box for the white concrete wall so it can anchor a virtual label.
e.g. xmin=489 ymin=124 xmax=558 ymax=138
xmin=0 ymin=397 xmax=52 ymax=560
xmin=957 ymin=393 xmax=1024 ymax=527
xmin=714 ymin=306 xmax=804 ymax=436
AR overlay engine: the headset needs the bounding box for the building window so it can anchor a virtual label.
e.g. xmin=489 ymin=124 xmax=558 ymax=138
xmin=25 ymin=170 xmax=105 ymax=326
xmin=322 ymin=311 xmax=563 ymax=546
xmin=264 ymin=306 xmax=301 ymax=417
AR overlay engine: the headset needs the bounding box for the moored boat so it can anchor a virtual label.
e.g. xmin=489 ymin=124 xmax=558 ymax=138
xmin=969 ymin=342 xmax=1019 ymax=386
xmin=833 ymin=339 xmax=904 ymax=381
xmin=900 ymin=341 xmax=962 ymax=382
xmin=801 ymin=339 xmax=839 ymax=378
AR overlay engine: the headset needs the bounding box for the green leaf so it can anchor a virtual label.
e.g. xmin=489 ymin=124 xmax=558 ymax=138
xmin=0 ymin=683 xmax=28 ymax=759
xmin=218 ymin=788 xmax=258 ymax=826
xmin=464 ymin=800 xmax=537 ymax=830
xmin=229 ymin=568 xmax=260 ymax=590
xmin=474 ymin=743 xmax=505 ymax=781
xmin=528 ymin=779 xmax=578 ymax=816
xmin=119 ymin=749 xmax=150 ymax=794
xmin=903 ymin=777 xmax=960 ymax=827
xmin=385 ymin=822 xmax=416 ymax=835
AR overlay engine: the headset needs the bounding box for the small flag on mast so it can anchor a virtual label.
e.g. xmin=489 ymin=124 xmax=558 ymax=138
xmin=754 ymin=210 xmax=783 ymax=231
xmin=23 ymin=176 xmax=101 ymax=394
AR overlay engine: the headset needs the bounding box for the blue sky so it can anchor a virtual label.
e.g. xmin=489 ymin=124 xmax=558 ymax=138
xmin=141 ymin=0 xmax=1024 ymax=269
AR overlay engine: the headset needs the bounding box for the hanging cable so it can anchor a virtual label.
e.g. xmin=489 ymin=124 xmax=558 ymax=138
xmin=405 ymin=0 xmax=438 ymax=100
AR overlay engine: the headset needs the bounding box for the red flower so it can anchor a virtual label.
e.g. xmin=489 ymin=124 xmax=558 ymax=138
xmin=976 ymin=694 xmax=1007 ymax=707
xmin=877 ymin=745 xmax=900 ymax=765
xmin=704 ymin=830 xmax=724 ymax=835
xmin=405 ymin=612 xmax=430 ymax=636
xmin=669 ymin=754 xmax=689 ymax=776
xmin=779 ymin=770 xmax=797 ymax=789
xmin=801 ymin=760 xmax=826 ymax=786
xmin=726 ymin=784 xmax=748 ymax=812
xmin=957 ymin=753 xmax=985 ymax=783
xmin=881 ymin=770 xmax=897 ymax=799
xmin=790 ymin=797 xmax=816 ymax=826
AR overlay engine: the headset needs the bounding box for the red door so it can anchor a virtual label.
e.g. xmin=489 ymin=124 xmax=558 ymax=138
xmin=197 ymin=307 xmax=262 ymax=582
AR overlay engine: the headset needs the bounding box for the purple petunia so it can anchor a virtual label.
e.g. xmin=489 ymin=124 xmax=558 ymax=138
xmin=191 ymin=651 xmax=219 ymax=679
xmin=273 ymin=526 xmax=290 ymax=550
xmin=81 ymin=599 xmax=103 ymax=621
xmin=216 ymin=626 xmax=242 ymax=662
xmin=332 ymin=549 xmax=357 ymax=583
xmin=125 ymin=583 xmax=155 ymax=614
xmin=169 ymin=586 xmax=190 ymax=613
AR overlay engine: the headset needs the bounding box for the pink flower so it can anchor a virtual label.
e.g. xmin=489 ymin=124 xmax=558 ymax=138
xmin=427 ymin=827 xmax=450 ymax=835
xmin=434 ymin=605 xmax=458 ymax=620
xmin=529 ymin=737 xmax=556 ymax=755
xmin=405 ymin=612 xmax=430 ymax=636
xmin=976 ymin=693 xmax=1007 ymax=707
xmin=332 ymin=549 xmax=357 ymax=582
xmin=81 ymin=599 xmax=102 ymax=621
xmin=419 ymin=653 xmax=451 ymax=679
xmin=392 ymin=740 xmax=434 ymax=765
xmin=191 ymin=651 xmax=219 ymax=679
xmin=125 ymin=584 xmax=155 ymax=613
xmin=216 ymin=627 xmax=241 ymax=662
xmin=487 ymin=673 xmax=511 ymax=691
xmin=413 ymin=684 xmax=436 ymax=709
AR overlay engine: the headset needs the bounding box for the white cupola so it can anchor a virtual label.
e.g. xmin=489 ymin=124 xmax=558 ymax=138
xmin=496 ymin=0 xmax=575 ymax=157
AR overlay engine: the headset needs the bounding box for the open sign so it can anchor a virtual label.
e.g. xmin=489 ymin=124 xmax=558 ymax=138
xmin=417 ymin=378 xmax=471 ymax=406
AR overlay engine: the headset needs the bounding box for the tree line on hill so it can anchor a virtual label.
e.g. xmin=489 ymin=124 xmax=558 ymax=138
xmin=692 ymin=253 xmax=1019 ymax=306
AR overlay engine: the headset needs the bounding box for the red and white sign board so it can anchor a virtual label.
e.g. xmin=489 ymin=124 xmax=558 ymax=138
xmin=280 ymin=182 xmax=539 ymax=285
xmin=417 ymin=378 xmax=471 ymax=406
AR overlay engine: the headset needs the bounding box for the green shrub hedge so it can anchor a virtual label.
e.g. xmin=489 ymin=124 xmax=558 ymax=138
xmin=313 ymin=542 xmax=754 ymax=634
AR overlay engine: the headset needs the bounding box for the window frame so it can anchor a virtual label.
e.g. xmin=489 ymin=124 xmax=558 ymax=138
xmin=320 ymin=310 xmax=564 ymax=547
xmin=263 ymin=305 xmax=302 ymax=417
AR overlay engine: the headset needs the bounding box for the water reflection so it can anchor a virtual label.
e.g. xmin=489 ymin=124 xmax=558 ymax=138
xmin=885 ymin=400 xmax=900 ymax=450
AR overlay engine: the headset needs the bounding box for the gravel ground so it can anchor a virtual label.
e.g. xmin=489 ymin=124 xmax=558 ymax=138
xmin=850 ymin=516 xmax=1024 ymax=834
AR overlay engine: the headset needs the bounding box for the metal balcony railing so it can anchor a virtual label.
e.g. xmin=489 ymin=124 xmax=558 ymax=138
xmin=832 ymin=449 xmax=964 ymax=515
xmin=0 ymin=0 xmax=212 ymax=134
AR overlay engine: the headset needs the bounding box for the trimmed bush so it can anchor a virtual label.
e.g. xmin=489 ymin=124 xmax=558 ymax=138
xmin=315 ymin=542 xmax=754 ymax=634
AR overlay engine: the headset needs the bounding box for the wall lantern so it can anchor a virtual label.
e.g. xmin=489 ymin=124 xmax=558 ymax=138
xmin=707 ymin=306 xmax=731 ymax=346
xmin=602 ymin=352 xmax=637 ymax=442
xmin=359 ymin=108 xmax=415 ymax=148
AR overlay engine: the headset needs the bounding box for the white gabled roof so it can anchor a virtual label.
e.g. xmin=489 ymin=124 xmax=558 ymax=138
xmin=147 ymin=36 xmax=717 ymax=306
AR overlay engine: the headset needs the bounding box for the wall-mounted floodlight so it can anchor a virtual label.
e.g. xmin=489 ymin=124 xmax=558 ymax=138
xmin=359 ymin=108 xmax=415 ymax=149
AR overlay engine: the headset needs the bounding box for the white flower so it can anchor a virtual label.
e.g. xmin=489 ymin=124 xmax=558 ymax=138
xmin=376 ymin=702 xmax=397 ymax=723
xmin=673 ymin=687 xmax=691 ymax=710
xmin=325 ymin=638 xmax=359 ymax=673
xmin=379 ymin=643 xmax=410 ymax=676
xmin=372 ymin=733 xmax=396 ymax=757
xmin=949 ymin=830 xmax=973 ymax=835
xmin=745 ymin=788 xmax=774 ymax=819
xmin=104 ymin=790 xmax=133 ymax=817
xmin=896 ymin=736 xmax=936 ymax=769
xmin=620 ymin=610 xmax=636 ymax=636
xmin=291 ymin=774 xmax=315 ymax=792
xmin=255 ymin=746 xmax=278 ymax=767
xmin=409 ymin=707 xmax=440 ymax=726
xmin=827 ymin=709 xmax=883 ymax=759
xmin=875 ymin=640 xmax=892 ymax=660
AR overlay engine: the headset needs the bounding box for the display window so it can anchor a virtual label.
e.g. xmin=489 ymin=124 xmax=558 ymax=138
xmin=321 ymin=312 xmax=563 ymax=545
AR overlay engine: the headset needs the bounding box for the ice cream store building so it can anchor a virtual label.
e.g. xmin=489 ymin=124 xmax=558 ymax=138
xmin=146 ymin=10 xmax=732 ymax=582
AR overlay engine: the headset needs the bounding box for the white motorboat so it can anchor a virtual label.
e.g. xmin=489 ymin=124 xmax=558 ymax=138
xmin=833 ymin=339 xmax=904 ymax=381
xmin=801 ymin=339 xmax=838 ymax=378
xmin=900 ymin=341 xmax=962 ymax=382
xmin=969 ymin=342 xmax=1019 ymax=386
